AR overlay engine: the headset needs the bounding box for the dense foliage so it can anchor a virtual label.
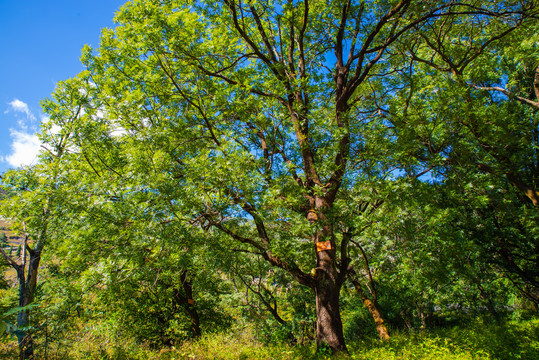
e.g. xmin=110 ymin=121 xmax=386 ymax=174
xmin=1 ymin=0 xmax=538 ymax=358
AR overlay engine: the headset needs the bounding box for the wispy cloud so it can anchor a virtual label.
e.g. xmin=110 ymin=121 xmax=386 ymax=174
xmin=8 ymin=99 xmax=36 ymax=120
xmin=5 ymin=99 xmax=38 ymax=130
xmin=1 ymin=99 xmax=42 ymax=169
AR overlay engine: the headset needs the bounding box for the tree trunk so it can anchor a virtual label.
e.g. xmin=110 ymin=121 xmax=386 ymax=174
xmin=312 ymin=216 xmax=347 ymax=353
xmin=364 ymin=297 xmax=390 ymax=340
xmin=16 ymin=270 xmax=34 ymax=360
xmin=400 ymin=310 xmax=413 ymax=330
xmin=349 ymin=243 xmax=390 ymax=340
xmin=418 ymin=308 xmax=428 ymax=331
xmin=313 ymin=272 xmax=346 ymax=352
xmin=16 ymin=314 xmax=33 ymax=360
xmin=534 ymin=65 xmax=539 ymax=103
xmin=16 ymin=249 xmax=41 ymax=360
xmin=350 ymin=276 xmax=390 ymax=340
xmin=179 ymin=270 xmax=201 ymax=338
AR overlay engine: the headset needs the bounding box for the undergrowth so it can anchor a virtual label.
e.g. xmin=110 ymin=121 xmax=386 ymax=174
xmin=1 ymin=318 xmax=537 ymax=359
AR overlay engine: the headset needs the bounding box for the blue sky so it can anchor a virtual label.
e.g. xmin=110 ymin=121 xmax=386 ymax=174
xmin=0 ymin=0 xmax=127 ymax=174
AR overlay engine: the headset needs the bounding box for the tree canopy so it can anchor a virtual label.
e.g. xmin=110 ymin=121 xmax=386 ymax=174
xmin=1 ymin=0 xmax=538 ymax=357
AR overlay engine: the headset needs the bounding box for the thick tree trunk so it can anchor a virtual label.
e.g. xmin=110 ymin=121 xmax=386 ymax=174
xmin=311 ymin=215 xmax=347 ymax=353
xmin=313 ymin=273 xmax=346 ymax=352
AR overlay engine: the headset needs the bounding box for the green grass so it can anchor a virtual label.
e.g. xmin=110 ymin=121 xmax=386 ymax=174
xmin=1 ymin=318 xmax=538 ymax=359
xmin=170 ymin=319 xmax=539 ymax=360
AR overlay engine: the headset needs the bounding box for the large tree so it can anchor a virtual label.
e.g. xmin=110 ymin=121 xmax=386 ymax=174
xmin=42 ymin=0 xmax=537 ymax=352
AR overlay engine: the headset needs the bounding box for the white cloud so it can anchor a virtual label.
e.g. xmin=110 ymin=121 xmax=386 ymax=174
xmin=0 ymin=130 xmax=42 ymax=168
xmin=1 ymin=99 xmax=42 ymax=169
xmin=6 ymin=99 xmax=37 ymax=125
xmin=9 ymin=99 xmax=31 ymax=115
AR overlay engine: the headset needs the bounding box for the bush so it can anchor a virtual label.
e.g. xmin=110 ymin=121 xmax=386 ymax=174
xmin=9 ymin=308 xmax=538 ymax=360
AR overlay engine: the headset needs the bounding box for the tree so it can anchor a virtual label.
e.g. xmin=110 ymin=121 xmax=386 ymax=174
xmin=0 ymin=77 xmax=86 ymax=359
xmin=35 ymin=75 xmax=235 ymax=350
xmin=0 ymin=171 xmax=60 ymax=359
xmin=41 ymin=0 xmax=537 ymax=352
xmin=382 ymin=15 xmax=539 ymax=305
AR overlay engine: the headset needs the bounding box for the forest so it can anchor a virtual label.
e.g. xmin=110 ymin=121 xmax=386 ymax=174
xmin=1 ymin=0 xmax=538 ymax=359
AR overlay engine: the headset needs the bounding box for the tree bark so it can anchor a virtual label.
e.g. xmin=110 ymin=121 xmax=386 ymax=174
xmin=179 ymin=270 xmax=201 ymax=338
xmin=365 ymin=297 xmax=390 ymax=340
xmin=313 ymin=270 xmax=347 ymax=352
xmin=534 ymin=65 xmax=539 ymax=103
xmin=350 ymin=277 xmax=390 ymax=341
xmin=311 ymin=214 xmax=347 ymax=353
xmin=0 ymin=234 xmax=42 ymax=360
xmin=15 ymin=248 xmax=41 ymax=360
xmin=349 ymin=240 xmax=390 ymax=340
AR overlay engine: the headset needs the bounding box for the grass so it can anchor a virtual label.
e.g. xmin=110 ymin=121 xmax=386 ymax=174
xmin=1 ymin=318 xmax=537 ymax=359
xmin=172 ymin=318 xmax=539 ymax=360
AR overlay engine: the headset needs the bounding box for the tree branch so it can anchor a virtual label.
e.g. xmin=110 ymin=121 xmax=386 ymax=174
xmin=470 ymin=84 xmax=539 ymax=109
